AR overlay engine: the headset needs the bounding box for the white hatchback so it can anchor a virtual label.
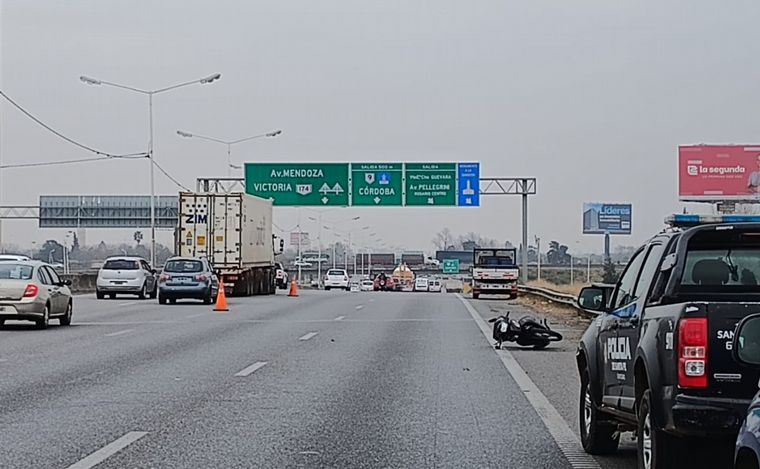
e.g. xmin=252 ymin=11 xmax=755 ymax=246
xmin=96 ymin=257 xmax=157 ymax=299
xmin=324 ymin=269 xmax=350 ymax=291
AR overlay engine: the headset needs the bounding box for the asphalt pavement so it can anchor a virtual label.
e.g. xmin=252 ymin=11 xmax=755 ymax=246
xmin=0 ymin=289 xmax=730 ymax=468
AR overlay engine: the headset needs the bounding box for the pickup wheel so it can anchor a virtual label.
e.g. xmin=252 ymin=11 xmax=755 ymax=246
xmin=638 ymin=389 xmax=683 ymax=469
xmin=580 ymin=368 xmax=620 ymax=455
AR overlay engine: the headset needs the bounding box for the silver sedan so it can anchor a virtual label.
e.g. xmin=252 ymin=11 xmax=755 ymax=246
xmin=0 ymin=261 xmax=73 ymax=329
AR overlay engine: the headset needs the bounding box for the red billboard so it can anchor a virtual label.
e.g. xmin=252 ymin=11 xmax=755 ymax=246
xmin=679 ymin=145 xmax=760 ymax=200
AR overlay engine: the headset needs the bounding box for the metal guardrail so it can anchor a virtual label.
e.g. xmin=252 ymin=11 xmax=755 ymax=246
xmin=518 ymin=285 xmax=600 ymax=318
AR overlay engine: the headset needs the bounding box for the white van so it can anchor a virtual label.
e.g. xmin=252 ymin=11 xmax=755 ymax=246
xmin=414 ymin=277 xmax=429 ymax=292
xmin=428 ymin=278 xmax=442 ymax=293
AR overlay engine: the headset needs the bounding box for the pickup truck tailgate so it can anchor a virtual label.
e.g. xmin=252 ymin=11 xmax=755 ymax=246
xmin=704 ymin=303 xmax=760 ymax=398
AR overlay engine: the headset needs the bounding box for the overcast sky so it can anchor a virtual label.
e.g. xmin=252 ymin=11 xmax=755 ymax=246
xmin=2 ymin=0 xmax=759 ymax=255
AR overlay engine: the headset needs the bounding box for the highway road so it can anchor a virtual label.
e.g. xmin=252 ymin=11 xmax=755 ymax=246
xmin=0 ymin=290 xmax=733 ymax=468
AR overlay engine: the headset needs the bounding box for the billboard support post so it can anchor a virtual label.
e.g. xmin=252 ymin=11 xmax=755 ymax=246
xmin=604 ymin=232 xmax=610 ymax=262
xmin=522 ymin=185 xmax=529 ymax=285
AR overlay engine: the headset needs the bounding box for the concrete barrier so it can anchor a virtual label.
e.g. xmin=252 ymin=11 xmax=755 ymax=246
xmin=61 ymin=273 xmax=98 ymax=294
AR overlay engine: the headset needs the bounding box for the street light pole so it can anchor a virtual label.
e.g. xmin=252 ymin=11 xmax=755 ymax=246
xmin=535 ymin=236 xmax=541 ymax=282
xmin=148 ymin=93 xmax=155 ymax=268
xmin=177 ymin=129 xmax=282 ymax=178
xmin=570 ymin=255 xmax=574 ymax=285
xmin=227 ymin=143 xmax=232 ymax=178
xmin=80 ymin=73 xmax=222 ymax=267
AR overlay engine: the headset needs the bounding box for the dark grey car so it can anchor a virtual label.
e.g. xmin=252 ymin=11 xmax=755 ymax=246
xmin=158 ymin=257 xmax=218 ymax=304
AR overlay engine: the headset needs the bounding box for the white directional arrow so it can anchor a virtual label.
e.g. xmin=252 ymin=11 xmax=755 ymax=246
xmin=374 ymin=196 xmax=381 ymax=204
xmin=321 ymin=196 xmax=329 ymax=204
xmin=319 ymin=183 xmax=331 ymax=195
xmin=332 ymin=182 xmax=344 ymax=194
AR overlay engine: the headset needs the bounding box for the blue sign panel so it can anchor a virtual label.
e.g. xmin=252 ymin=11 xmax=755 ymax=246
xmin=457 ymin=162 xmax=480 ymax=207
xmin=583 ymin=203 xmax=632 ymax=235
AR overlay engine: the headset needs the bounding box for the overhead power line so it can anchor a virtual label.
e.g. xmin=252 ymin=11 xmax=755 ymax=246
xmin=152 ymin=159 xmax=190 ymax=192
xmin=0 ymin=89 xmax=149 ymax=164
xmin=0 ymin=156 xmax=122 ymax=169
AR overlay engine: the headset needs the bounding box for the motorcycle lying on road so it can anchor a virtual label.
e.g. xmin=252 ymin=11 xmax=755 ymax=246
xmin=488 ymin=312 xmax=563 ymax=350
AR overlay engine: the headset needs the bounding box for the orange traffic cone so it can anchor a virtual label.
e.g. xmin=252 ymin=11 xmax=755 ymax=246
xmin=214 ymin=278 xmax=229 ymax=312
xmin=288 ymin=279 xmax=299 ymax=297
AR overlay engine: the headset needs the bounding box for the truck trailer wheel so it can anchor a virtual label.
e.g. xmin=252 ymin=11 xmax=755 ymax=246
xmin=472 ymin=291 xmax=480 ymax=300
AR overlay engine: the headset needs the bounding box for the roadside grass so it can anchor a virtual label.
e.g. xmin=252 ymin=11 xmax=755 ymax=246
xmin=526 ymin=280 xmax=586 ymax=296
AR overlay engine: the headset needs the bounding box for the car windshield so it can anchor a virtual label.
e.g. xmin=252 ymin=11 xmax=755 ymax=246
xmin=0 ymin=263 xmax=34 ymax=280
xmin=103 ymin=259 xmax=140 ymax=270
xmin=164 ymin=260 xmax=204 ymax=273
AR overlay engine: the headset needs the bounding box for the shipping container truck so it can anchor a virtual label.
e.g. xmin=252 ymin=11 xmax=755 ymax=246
xmin=177 ymin=192 xmax=281 ymax=296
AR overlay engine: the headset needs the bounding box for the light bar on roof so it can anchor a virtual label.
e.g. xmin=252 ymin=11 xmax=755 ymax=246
xmin=666 ymin=214 xmax=760 ymax=227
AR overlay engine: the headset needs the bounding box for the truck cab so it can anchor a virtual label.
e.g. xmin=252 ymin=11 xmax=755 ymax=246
xmin=577 ymin=216 xmax=760 ymax=468
xmin=471 ymin=247 xmax=519 ymax=299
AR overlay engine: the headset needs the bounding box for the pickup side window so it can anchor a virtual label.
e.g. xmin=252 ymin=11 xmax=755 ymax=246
xmin=611 ymin=248 xmax=646 ymax=310
xmin=634 ymin=243 xmax=666 ymax=304
xmin=647 ymin=237 xmax=679 ymax=304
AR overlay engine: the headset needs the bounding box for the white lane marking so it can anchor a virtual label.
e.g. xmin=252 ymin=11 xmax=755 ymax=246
xmin=104 ymin=329 xmax=133 ymax=337
xmin=334 ymin=316 xmax=345 ymax=321
xmin=65 ymin=431 xmax=148 ymax=469
xmin=355 ymin=305 xmax=364 ymax=310
xmin=299 ymin=332 xmax=319 ymax=341
xmin=368 ymin=299 xmax=374 ymax=303
xmin=185 ymin=313 xmax=203 ymax=319
xmin=117 ymin=301 xmax=139 ymax=308
xmin=234 ymin=361 xmax=268 ymax=377
xmin=456 ymin=294 xmax=601 ymax=469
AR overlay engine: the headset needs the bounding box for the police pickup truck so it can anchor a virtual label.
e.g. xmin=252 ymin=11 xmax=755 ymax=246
xmin=577 ymin=215 xmax=760 ymax=469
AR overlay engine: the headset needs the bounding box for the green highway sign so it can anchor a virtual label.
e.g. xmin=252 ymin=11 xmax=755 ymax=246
xmin=245 ymin=163 xmax=349 ymax=206
xmin=442 ymin=259 xmax=460 ymax=274
xmin=351 ymin=163 xmax=403 ymax=206
xmin=404 ymin=163 xmax=457 ymax=206
xmin=244 ymin=162 xmax=478 ymax=207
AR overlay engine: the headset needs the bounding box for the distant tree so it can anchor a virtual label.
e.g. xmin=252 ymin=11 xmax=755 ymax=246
xmin=461 ymin=240 xmax=478 ymax=251
xmin=602 ymin=257 xmax=618 ymax=284
xmin=37 ymin=240 xmax=64 ymax=264
xmin=71 ymin=232 xmax=80 ymax=255
xmin=432 ymin=228 xmax=454 ymax=251
xmin=547 ymin=241 xmax=571 ymax=265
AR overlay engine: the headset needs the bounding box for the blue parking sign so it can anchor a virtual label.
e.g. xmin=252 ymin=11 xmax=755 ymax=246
xmin=457 ymin=163 xmax=480 ymax=207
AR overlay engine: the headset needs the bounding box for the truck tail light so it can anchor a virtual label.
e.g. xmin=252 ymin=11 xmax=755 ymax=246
xmin=195 ymin=274 xmax=208 ymax=282
xmin=159 ymin=274 xmax=170 ymax=283
xmin=23 ymin=284 xmax=39 ymax=298
xmin=678 ymin=318 xmax=708 ymax=389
